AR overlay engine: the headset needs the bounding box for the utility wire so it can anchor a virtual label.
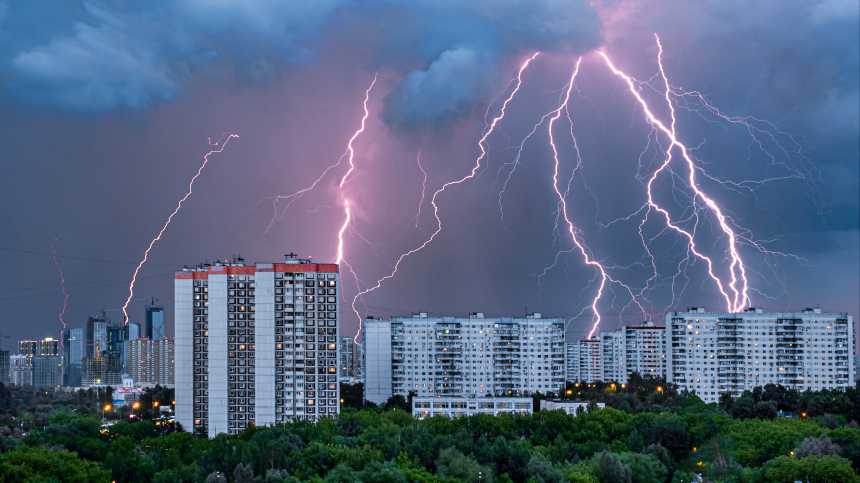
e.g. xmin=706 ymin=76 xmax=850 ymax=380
xmin=0 ymin=246 xmax=181 ymax=266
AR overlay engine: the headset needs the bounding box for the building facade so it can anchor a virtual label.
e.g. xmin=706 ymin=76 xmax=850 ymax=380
xmin=33 ymin=355 xmax=61 ymax=388
xmin=9 ymin=354 xmax=30 ymax=386
xmin=146 ymin=304 xmax=165 ymax=340
xmin=0 ymin=351 xmax=8 ymax=384
xmin=667 ymin=308 xmax=856 ymax=403
xmin=624 ymin=321 xmax=666 ymax=379
xmin=19 ymin=338 xmax=59 ymax=367
xmin=565 ymin=343 xmax=579 ymax=383
xmin=175 ymin=255 xmax=340 ymax=437
xmin=540 ymin=399 xmax=606 ymax=415
xmin=86 ymin=316 xmax=108 ymax=357
xmin=412 ymin=396 xmax=533 ymax=419
xmin=567 ymin=321 xmax=667 ymax=385
xmin=339 ymin=336 xmax=354 ymax=378
xmin=600 ymin=330 xmax=625 ymax=382
xmin=63 ymin=328 xmax=85 ymax=387
xmin=129 ymin=337 xmax=175 ymax=386
xmin=362 ymin=313 xmax=565 ymax=404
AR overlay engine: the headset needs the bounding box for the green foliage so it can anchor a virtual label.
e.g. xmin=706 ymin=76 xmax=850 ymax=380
xmin=0 ymin=445 xmax=110 ymax=483
xmin=618 ymin=452 xmax=667 ymax=483
xmin=8 ymin=383 xmax=860 ymax=483
xmin=762 ymin=455 xmax=859 ymax=483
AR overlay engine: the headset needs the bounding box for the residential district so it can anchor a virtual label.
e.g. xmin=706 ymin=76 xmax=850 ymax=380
xmin=1 ymin=255 xmax=857 ymax=436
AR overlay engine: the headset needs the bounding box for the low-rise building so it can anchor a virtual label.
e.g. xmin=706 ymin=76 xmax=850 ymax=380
xmin=540 ymin=399 xmax=605 ymax=415
xmin=412 ymin=397 xmax=533 ymax=419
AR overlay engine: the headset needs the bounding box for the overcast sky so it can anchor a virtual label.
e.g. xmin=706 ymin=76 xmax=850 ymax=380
xmin=0 ymin=0 xmax=857 ymax=351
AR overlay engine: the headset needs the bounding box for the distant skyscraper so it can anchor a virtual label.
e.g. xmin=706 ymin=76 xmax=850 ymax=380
xmin=0 ymin=350 xmax=8 ymax=384
xmin=129 ymin=337 xmax=175 ymax=386
xmin=86 ymin=316 xmax=107 ymax=357
xmin=146 ymin=304 xmax=165 ymax=340
xmin=122 ymin=323 xmax=141 ymax=372
xmin=19 ymin=338 xmax=60 ymax=367
xmin=63 ymin=328 xmax=84 ymax=387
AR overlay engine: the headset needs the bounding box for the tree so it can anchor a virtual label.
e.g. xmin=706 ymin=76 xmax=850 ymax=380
xmin=435 ymin=447 xmax=492 ymax=483
xmin=762 ymin=455 xmax=859 ymax=483
xmin=821 ymin=414 xmax=840 ymax=429
xmin=618 ymin=452 xmax=668 ymax=483
xmin=793 ymin=434 xmax=841 ymax=458
xmin=524 ymin=453 xmax=565 ymax=483
xmin=644 ymin=414 xmax=688 ymax=463
xmin=0 ymin=445 xmax=110 ymax=482
xmin=591 ymin=450 xmax=631 ymax=483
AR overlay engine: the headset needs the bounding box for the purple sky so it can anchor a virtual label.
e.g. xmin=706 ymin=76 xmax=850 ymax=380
xmin=0 ymin=0 xmax=857 ymax=352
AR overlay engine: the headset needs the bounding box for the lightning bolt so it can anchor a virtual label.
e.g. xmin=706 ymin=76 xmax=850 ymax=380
xmin=349 ymin=53 xmax=540 ymax=342
xmin=415 ymin=152 xmax=426 ymax=228
xmin=50 ymin=239 xmax=68 ymax=345
xmin=546 ymin=59 xmax=647 ymax=339
xmin=122 ymin=133 xmax=238 ymax=324
xmin=598 ymin=37 xmax=751 ymax=313
xmin=262 ymin=73 xmax=378 ymax=233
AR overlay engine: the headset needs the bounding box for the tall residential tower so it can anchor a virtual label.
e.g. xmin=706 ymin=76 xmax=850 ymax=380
xmin=175 ymin=255 xmax=339 ymax=437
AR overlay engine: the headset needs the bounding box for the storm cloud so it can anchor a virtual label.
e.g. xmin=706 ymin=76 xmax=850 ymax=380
xmin=0 ymin=0 xmax=601 ymax=128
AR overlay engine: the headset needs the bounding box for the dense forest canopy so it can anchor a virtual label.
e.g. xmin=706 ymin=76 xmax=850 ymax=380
xmin=1 ymin=377 xmax=859 ymax=483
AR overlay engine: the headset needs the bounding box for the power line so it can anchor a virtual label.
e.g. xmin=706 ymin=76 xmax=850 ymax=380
xmin=0 ymin=246 xmax=181 ymax=266
xmin=0 ymin=272 xmax=174 ymax=302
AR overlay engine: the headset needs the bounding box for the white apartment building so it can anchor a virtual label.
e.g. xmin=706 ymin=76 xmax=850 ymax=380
xmin=567 ymin=321 xmax=667 ymax=384
xmin=565 ymin=343 xmax=579 ymax=382
xmin=175 ymin=255 xmax=340 ymax=437
xmin=625 ymin=321 xmax=666 ymax=379
xmin=363 ymin=313 xmax=565 ymax=404
xmin=129 ymin=337 xmax=175 ymax=386
xmin=600 ymin=330 xmax=625 ymax=382
xmin=667 ymin=308 xmax=856 ymax=403
xmin=412 ymin=396 xmax=533 ymax=419
xmin=577 ymin=340 xmax=601 ymax=383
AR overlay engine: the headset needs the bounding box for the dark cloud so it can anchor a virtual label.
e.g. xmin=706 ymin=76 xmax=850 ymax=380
xmin=0 ymin=0 xmax=601 ymax=127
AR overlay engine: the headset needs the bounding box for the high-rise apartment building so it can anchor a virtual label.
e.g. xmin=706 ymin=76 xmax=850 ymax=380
xmin=34 ymin=355 xmax=61 ymax=388
xmin=10 ymin=354 xmax=32 ymax=386
xmin=624 ymin=321 xmax=666 ymax=379
xmin=600 ymin=330 xmax=625 ymax=382
xmin=339 ymin=336 xmax=354 ymax=378
xmin=355 ymin=343 xmax=365 ymax=381
xmin=362 ymin=312 xmax=565 ymax=404
xmin=129 ymin=337 xmax=175 ymax=386
xmin=566 ymin=321 xmax=666 ymax=384
xmin=146 ymin=304 xmax=165 ymax=340
xmin=0 ymin=350 xmax=8 ymax=384
xmin=86 ymin=316 xmax=107 ymax=357
xmin=122 ymin=323 xmax=141 ymax=372
xmin=81 ymin=353 xmax=123 ymax=387
xmin=667 ymin=308 xmax=856 ymax=403
xmin=63 ymin=328 xmax=85 ymax=387
xmin=19 ymin=338 xmax=60 ymax=368
xmin=175 ymin=255 xmax=340 ymax=437
xmin=577 ymin=340 xmax=601 ymax=383
xmin=565 ymin=343 xmax=579 ymax=383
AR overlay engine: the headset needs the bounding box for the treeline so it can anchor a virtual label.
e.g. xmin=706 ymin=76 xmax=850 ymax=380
xmin=0 ymin=380 xmax=859 ymax=483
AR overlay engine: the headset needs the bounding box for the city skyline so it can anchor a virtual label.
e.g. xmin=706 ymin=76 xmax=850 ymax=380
xmin=0 ymin=1 xmax=857 ymax=354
